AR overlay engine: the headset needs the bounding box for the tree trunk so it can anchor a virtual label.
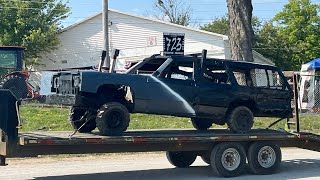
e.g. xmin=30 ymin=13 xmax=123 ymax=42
xmin=227 ymin=0 xmax=254 ymax=62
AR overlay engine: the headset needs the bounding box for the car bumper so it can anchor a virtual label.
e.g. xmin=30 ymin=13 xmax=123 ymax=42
xmin=45 ymin=94 xmax=76 ymax=105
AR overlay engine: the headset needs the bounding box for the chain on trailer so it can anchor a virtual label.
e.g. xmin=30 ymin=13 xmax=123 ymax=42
xmin=69 ymin=110 xmax=95 ymax=139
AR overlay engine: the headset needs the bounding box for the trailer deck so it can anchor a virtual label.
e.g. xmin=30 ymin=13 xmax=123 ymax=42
xmin=5 ymin=129 xmax=316 ymax=158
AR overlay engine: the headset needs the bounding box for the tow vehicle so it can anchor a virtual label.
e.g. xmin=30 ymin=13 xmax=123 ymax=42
xmin=1 ymin=74 xmax=320 ymax=178
xmin=0 ymin=46 xmax=40 ymax=100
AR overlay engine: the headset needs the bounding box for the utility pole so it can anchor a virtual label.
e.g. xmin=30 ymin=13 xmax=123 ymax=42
xmin=101 ymin=0 xmax=110 ymax=70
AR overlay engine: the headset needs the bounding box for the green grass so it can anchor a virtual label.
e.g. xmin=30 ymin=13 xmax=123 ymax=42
xmin=19 ymin=105 xmax=320 ymax=133
xmin=19 ymin=105 xmax=194 ymax=131
xmin=20 ymin=105 xmax=72 ymax=131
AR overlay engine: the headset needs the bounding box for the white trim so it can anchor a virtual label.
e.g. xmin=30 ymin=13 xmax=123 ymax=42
xmin=60 ymin=13 xmax=101 ymax=33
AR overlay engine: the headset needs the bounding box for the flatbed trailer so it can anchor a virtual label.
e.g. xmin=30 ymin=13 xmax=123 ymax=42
xmin=1 ymin=74 xmax=320 ymax=178
xmin=9 ymin=129 xmax=316 ymax=157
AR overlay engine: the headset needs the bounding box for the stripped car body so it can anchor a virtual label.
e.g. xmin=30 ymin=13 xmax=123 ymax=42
xmin=51 ymin=53 xmax=293 ymax=135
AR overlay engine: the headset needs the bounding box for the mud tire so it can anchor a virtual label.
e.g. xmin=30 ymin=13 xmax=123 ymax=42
xmin=96 ymin=102 xmax=130 ymax=136
xmin=227 ymin=106 xmax=254 ymax=133
xmin=69 ymin=107 xmax=97 ymax=133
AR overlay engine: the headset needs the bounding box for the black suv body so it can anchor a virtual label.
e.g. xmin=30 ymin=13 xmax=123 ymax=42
xmin=51 ymin=54 xmax=292 ymax=135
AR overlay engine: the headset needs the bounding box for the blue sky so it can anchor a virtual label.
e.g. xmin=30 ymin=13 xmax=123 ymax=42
xmin=61 ymin=0 xmax=316 ymax=27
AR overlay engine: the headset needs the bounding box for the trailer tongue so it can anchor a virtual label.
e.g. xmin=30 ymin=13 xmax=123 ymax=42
xmin=1 ymin=89 xmax=320 ymax=177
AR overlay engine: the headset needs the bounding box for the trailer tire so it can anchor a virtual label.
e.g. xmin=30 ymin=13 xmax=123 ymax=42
xmin=0 ymin=74 xmax=28 ymax=100
xmin=166 ymin=151 xmax=197 ymax=168
xmin=70 ymin=107 xmax=97 ymax=133
xmin=96 ymin=102 xmax=130 ymax=136
xmin=191 ymin=118 xmax=212 ymax=130
xmin=201 ymin=153 xmax=211 ymax=164
xmin=227 ymin=106 xmax=254 ymax=133
xmin=248 ymin=142 xmax=281 ymax=175
xmin=210 ymin=143 xmax=246 ymax=177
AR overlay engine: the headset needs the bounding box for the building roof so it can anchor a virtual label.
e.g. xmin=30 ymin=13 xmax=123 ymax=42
xmin=61 ymin=9 xmax=229 ymax=40
xmin=60 ymin=9 xmax=274 ymax=66
xmin=253 ymin=51 xmax=275 ymax=65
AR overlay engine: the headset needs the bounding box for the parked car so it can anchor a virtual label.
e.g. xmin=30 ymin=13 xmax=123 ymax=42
xmin=51 ymin=52 xmax=293 ymax=135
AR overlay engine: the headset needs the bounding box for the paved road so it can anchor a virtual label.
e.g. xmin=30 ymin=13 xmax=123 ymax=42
xmin=1 ymin=148 xmax=320 ymax=180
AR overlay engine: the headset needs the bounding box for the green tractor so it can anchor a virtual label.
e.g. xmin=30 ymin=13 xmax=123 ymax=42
xmin=0 ymin=46 xmax=40 ymax=100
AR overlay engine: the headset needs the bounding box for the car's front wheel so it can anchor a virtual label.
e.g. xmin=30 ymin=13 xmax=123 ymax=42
xmin=96 ymin=102 xmax=130 ymax=136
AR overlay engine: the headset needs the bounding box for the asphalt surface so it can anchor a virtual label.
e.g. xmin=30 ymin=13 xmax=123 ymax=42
xmin=1 ymin=148 xmax=320 ymax=180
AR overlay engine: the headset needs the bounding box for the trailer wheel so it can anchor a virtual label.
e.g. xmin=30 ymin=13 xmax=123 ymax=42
xmin=96 ymin=102 xmax=130 ymax=136
xmin=69 ymin=107 xmax=97 ymax=133
xmin=227 ymin=106 xmax=253 ymax=133
xmin=248 ymin=142 xmax=281 ymax=175
xmin=201 ymin=153 xmax=211 ymax=164
xmin=210 ymin=143 xmax=246 ymax=177
xmin=191 ymin=118 xmax=212 ymax=130
xmin=0 ymin=74 xmax=28 ymax=100
xmin=166 ymin=151 xmax=197 ymax=168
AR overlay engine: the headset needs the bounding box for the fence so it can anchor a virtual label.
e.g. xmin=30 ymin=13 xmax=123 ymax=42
xmin=298 ymin=73 xmax=320 ymax=113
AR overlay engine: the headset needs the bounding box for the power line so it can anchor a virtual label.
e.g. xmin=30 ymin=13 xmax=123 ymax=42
xmin=1 ymin=1 xmax=318 ymax=27
xmin=1 ymin=0 xmax=319 ymax=10
xmin=0 ymin=5 xmax=290 ymax=13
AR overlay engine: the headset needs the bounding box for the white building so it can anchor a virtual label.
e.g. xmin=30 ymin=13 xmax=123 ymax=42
xmin=40 ymin=9 xmax=274 ymax=71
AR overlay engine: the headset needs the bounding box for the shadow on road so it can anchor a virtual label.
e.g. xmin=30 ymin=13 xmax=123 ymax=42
xmin=34 ymin=159 xmax=320 ymax=180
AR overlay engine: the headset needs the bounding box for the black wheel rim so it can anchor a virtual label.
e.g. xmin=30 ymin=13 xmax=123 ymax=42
xmin=107 ymin=110 xmax=122 ymax=128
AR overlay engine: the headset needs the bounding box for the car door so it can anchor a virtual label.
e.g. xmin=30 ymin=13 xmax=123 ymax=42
xmin=146 ymin=61 xmax=197 ymax=117
xmin=254 ymin=69 xmax=292 ymax=116
xmin=195 ymin=61 xmax=234 ymax=120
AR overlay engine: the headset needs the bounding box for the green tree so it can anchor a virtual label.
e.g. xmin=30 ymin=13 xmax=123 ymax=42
xmin=254 ymin=23 xmax=294 ymax=70
xmin=200 ymin=15 xmax=262 ymax=36
xmin=0 ymin=0 xmax=70 ymax=66
xmin=267 ymin=0 xmax=320 ymax=70
xmin=200 ymin=16 xmax=229 ymax=35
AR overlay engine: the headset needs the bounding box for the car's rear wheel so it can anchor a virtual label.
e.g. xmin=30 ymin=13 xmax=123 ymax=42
xmin=227 ymin=106 xmax=254 ymax=133
xmin=191 ymin=118 xmax=212 ymax=130
xmin=96 ymin=102 xmax=130 ymax=136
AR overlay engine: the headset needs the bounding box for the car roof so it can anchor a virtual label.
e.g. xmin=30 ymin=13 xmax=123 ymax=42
xmin=152 ymin=55 xmax=277 ymax=69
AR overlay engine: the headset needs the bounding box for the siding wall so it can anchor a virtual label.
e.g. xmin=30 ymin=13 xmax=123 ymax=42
xmin=41 ymin=11 xmax=226 ymax=70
